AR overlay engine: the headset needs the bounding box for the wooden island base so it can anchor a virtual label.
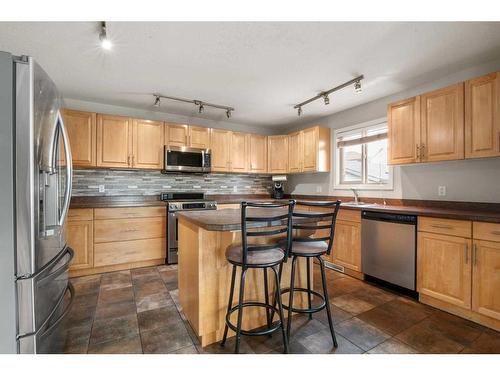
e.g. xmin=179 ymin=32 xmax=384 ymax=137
xmin=178 ymin=218 xmax=310 ymax=347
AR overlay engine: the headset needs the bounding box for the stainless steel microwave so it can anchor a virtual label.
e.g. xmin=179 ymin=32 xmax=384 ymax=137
xmin=162 ymin=146 xmax=211 ymax=173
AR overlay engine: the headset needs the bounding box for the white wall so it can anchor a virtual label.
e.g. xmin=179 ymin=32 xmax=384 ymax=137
xmin=284 ymin=58 xmax=500 ymax=203
xmin=63 ymin=98 xmax=275 ymax=135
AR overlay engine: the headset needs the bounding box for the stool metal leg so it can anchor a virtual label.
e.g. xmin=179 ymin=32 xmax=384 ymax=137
xmin=286 ymin=255 xmax=298 ymax=338
xmin=263 ymin=268 xmax=271 ymax=332
xmin=234 ymin=267 xmax=248 ymax=354
xmin=221 ymin=265 xmax=237 ymax=347
xmin=271 ymin=265 xmax=289 ymax=354
xmin=318 ymin=256 xmax=338 ymax=347
xmin=306 ymin=257 xmax=312 ymax=320
xmin=269 ymin=262 xmax=283 ymax=324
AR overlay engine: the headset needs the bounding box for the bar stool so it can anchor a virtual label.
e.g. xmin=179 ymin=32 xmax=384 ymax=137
xmin=220 ymin=200 xmax=295 ymax=354
xmin=276 ymin=200 xmax=341 ymax=347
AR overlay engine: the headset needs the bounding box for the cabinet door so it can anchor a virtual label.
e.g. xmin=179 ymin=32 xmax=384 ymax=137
xmin=417 ymin=232 xmax=472 ymax=309
xmin=303 ymin=127 xmax=319 ymax=171
xmin=96 ymin=114 xmax=132 ymax=168
xmin=132 ymin=119 xmax=164 ymax=169
xmin=472 ymin=240 xmax=500 ymax=320
xmin=166 ymin=123 xmax=189 ymax=147
xmin=288 ymin=131 xmax=303 ymax=173
xmin=268 ymin=135 xmax=288 ymax=174
xmin=62 ymin=109 xmax=96 ymax=167
xmin=248 ymin=134 xmax=267 ymax=173
xmin=230 ymin=132 xmax=248 ymax=172
xmin=331 ymin=220 xmax=361 ymax=271
xmin=388 ymin=97 xmax=421 ymax=164
xmin=66 ymin=220 xmax=94 ymax=270
xmin=210 ymin=129 xmax=231 ymax=172
xmin=421 ymin=83 xmax=464 ymax=162
xmin=465 ymin=72 xmax=500 ymax=158
xmin=189 ymin=126 xmax=211 ymax=149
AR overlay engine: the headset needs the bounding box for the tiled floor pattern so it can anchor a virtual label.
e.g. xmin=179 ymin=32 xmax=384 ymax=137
xmin=64 ymin=265 xmax=500 ymax=354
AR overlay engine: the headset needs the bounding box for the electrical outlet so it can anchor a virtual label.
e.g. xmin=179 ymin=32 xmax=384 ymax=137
xmin=316 ymin=186 xmax=322 ymax=193
xmin=438 ymin=186 xmax=446 ymax=196
xmin=98 ymin=185 xmax=105 ymax=193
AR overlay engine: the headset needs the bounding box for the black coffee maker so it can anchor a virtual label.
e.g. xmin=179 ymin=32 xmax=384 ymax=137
xmin=271 ymin=175 xmax=286 ymax=199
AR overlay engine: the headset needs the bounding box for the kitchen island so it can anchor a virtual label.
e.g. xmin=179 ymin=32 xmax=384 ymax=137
xmin=177 ymin=207 xmax=312 ymax=347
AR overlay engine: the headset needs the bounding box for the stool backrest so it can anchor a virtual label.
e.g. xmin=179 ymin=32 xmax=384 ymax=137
xmin=241 ymin=200 xmax=295 ymax=266
xmin=292 ymin=200 xmax=341 ymax=256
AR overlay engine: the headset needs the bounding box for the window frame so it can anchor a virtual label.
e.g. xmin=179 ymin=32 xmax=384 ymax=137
xmin=333 ymin=117 xmax=394 ymax=191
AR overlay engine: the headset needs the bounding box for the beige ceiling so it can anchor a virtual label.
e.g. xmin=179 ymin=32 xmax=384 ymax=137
xmin=1 ymin=22 xmax=500 ymax=128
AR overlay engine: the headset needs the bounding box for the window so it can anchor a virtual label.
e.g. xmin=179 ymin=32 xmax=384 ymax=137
xmin=334 ymin=119 xmax=393 ymax=190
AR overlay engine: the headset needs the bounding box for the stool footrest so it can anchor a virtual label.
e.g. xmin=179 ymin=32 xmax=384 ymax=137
xmin=225 ymin=301 xmax=282 ymax=337
xmin=279 ymin=287 xmax=326 ymax=314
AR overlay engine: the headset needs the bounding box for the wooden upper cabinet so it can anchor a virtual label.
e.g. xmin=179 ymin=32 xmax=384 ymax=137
xmin=472 ymin=239 xmax=500 ymax=321
xmin=388 ymin=96 xmax=421 ymax=165
xmin=229 ymin=132 xmax=248 ymax=172
xmin=62 ymin=109 xmax=96 ymax=167
xmin=417 ymin=231 xmax=472 ymax=309
xmin=132 ymin=119 xmax=164 ymax=169
xmin=268 ymin=135 xmax=288 ymax=174
xmin=210 ymin=129 xmax=231 ymax=172
xmin=165 ymin=123 xmax=189 ymax=147
xmin=96 ymin=114 xmax=133 ymax=168
xmin=288 ymin=131 xmax=303 ymax=173
xmin=465 ymin=72 xmax=500 ymax=159
xmin=189 ymin=126 xmax=211 ymax=149
xmin=248 ymin=134 xmax=267 ymax=173
xmin=421 ymin=83 xmax=464 ymax=162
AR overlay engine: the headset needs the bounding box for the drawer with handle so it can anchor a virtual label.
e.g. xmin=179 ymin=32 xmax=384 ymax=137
xmin=418 ymin=216 xmax=472 ymax=238
xmin=473 ymin=222 xmax=500 ymax=242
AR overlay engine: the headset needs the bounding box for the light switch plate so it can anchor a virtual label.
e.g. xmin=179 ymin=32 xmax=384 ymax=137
xmin=98 ymin=185 xmax=105 ymax=193
xmin=438 ymin=186 xmax=446 ymax=196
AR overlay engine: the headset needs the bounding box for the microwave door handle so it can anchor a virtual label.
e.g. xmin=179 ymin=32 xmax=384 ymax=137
xmin=57 ymin=111 xmax=73 ymax=226
xmin=201 ymin=150 xmax=205 ymax=170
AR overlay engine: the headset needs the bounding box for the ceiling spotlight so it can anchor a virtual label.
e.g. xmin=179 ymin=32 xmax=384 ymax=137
xmin=226 ymin=110 xmax=232 ymax=119
xmin=99 ymin=21 xmax=112 ymax=50
xmin=323 ymin=94 xmax=330 ymax=105
xmin=297 ymin=107 xmax=302 ymax=117
xmin=153 ymin=96 xmax=161 ymax=107
xmin=354 ymin=80 xmax=362 ymax=93
xmin=198 ymin=104 xmax=204 ymax=114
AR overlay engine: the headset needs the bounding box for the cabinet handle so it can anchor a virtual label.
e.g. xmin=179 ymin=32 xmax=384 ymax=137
xmin=431 ymin=224 xmax=453 ymax=230
xmin=420 ymin=143 xmax=425 ymax=160
xmin=464 ymin=243 xmax=468 ymax=264
xmin=132 ymin=155 xmax=135 ymax=166
xmin=127 ymin=155 xmax=131 ymax=166
xmin=416 ymin=144 xmax=420 ymax=160
xmin=473 ymin=243 xmax=478 ymax=266
xmin=491 ymin=230 xmax=500 ymax=236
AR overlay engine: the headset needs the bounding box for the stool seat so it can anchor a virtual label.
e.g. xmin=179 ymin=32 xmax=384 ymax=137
xmin=226 ymin=244 xmax=285 ymax=266
xmin=278 ymin=239 xmax=328 ymax=256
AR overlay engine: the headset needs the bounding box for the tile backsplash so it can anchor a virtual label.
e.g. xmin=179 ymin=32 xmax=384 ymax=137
xmin=72 ymin=169 xmax=272 ymax=196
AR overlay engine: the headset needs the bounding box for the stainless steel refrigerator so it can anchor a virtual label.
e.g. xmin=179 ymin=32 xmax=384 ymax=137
xmin=0 ymin=51 xmax=74 ymax=354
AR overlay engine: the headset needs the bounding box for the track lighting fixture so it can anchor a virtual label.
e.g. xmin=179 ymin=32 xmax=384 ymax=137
xmin=354 ymin=80 xmax=362 ymax=93
xmin=294 ymin=75 xmax=364 ymax=115
xmin=152 ymin=94 xmax=234 ymax=118
xmin=99 ymin=21 xmax=112 ymax=50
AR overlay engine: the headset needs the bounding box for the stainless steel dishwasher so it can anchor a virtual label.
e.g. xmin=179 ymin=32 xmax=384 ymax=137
xmin=361 ymin=211 xmax=417 ymax=291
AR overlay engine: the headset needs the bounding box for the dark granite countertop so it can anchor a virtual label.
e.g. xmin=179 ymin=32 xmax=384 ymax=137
xmin=70 ymin=194 xmax=500 ymax=224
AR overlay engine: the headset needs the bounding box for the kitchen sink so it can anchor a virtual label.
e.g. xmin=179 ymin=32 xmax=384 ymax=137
xmin=341 ymin=201 xmax=378 ymax=208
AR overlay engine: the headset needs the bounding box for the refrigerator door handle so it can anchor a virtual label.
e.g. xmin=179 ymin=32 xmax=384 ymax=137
xmin=57 ymin=111 xmax=72 ymax=227
xmin=39 ymin=282 xmax=75 ymax=340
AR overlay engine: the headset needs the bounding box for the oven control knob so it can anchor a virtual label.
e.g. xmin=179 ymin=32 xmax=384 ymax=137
xmin=169 ymin=203 xmax=180 ymax=211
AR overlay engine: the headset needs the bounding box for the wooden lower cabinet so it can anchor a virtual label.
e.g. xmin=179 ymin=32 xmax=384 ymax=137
xmin=472 ymin=239 xmax=500 ymax=321
xmin=331 ymin=219 xmax=362 ymax=272
xmin=417 ymin=231 xmax=472 ymax=309
xmin=67 ymin=206 xmax=166 ymax=277
xmin=66 ymin=210 xmax=94 ymax=271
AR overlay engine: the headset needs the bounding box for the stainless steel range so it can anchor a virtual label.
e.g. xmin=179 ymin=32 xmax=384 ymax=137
xmin=160 ymin=192 xmax=217 ymax=264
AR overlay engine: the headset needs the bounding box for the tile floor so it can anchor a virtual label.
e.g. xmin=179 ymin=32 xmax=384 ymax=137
xmin=63 ymin=264 xmax=500 ymax=354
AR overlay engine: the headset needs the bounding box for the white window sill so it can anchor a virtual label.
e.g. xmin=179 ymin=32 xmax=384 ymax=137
xmin=333 ymin=183 xmax=394 ymax=191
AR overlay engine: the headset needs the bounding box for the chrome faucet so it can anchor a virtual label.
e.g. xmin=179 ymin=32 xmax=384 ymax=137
xmin=351 ymin=188 xmax=359 ymax=204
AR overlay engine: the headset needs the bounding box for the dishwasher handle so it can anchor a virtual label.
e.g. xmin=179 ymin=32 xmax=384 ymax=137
xmin=362 ymin=210 xmax=417 ymax=225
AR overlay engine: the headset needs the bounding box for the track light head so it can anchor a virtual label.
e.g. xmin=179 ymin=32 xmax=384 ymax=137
xmin=153 ymin=96 xmax=161 ymax=107
xmin=297 ymin=107 xmax=302 ymax=117
xmin=323 ymin=94 xmax=330 ymax=105
xmin=354 ymin=80 xmax=362 ymax=93
xmin=226 ymin=110 xmax=232 ymax=119
xmin=198 ymin=104 xmax=204 ymax=114
xmin=99 ymin=21 xmax=112 ymax=50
